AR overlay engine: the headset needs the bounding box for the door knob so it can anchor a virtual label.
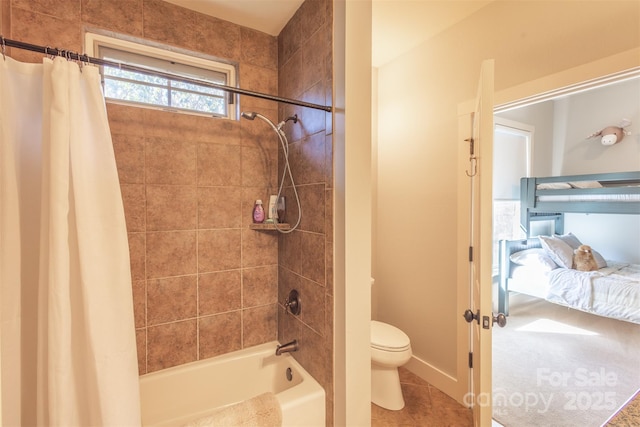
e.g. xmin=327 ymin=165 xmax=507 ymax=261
xmin=463 ymin=309 xmax=480 ymax=324
xmin=492 ymin=312 xmax=507 ymax=328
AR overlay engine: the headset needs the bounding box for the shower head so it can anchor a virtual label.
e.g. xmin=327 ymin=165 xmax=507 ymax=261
xmin=241 ymin=111 xmax=257 ymax=120
xmin=241 ymin=111 xmax=280 ymax=135
xmin=241 ymin=111 xmax=275 ymax=131
xmin=241 ymin=111 xmax=297 ymax=137
xmin=241 ymin=111 xmax=297 ymax=127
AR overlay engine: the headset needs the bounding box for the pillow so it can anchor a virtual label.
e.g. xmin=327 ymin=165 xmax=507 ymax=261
xmin=592 ymin=251 xmax=607 ymax=269
xmin=539 ymin=235 xmax=574 ymax=269
xmin=555 ymin=232 xmax=582 ymax=249
xmin=537 ymin=182 xmax=572 ymax=190
xmin=510 ymin=248 xmax=558 ymax=271
xmin=554 ymin=233 xmax=607 ymax=269
xmin=569 ymin=180 xmax=603 ymax=189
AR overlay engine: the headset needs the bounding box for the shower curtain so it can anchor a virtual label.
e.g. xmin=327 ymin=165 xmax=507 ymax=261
xmin=0 ymin=56 xmax=141 ymax=425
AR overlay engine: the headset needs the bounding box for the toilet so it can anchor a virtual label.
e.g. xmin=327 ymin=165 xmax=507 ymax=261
xmin=370 ymin=277 xmax=412 ymax=410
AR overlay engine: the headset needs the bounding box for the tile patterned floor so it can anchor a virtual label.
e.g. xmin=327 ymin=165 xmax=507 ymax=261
xmin=371 ymin=367 xmax=473 ymax=427
xmin=606 ymin=389 xmax=640 ymax=426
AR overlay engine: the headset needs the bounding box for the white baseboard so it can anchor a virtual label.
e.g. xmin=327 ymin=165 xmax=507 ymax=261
xmin=405 ymin=354 xmax=466 ymax=405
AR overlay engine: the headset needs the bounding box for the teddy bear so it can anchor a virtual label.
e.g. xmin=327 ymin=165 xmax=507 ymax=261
xmin=572 ymin=245 xmax=598 ymax=272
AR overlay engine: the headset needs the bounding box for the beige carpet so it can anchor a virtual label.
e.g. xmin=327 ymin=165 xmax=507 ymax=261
xmin=492 ymin=293 xmax=640 ymax=427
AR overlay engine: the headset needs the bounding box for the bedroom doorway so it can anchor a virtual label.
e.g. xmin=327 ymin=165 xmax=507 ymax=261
xmin=490 ymin=73 xmax=640 ymax=427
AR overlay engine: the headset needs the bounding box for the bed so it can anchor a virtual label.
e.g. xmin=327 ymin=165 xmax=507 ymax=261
xmin=498 ymin=236 xmax=640 ymax=324
xmin=520 ymin=171 xmax=640 ymax=234
xmin=497 ymin=171 xmax=640 ymax=322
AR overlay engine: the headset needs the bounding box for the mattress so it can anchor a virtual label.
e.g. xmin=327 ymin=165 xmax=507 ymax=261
xmin=537 ymin=193 xmax=640 ymax=202
xmin=508 ymin=266 xmax=549 ymax=299
xmin=545 ymin=262 xmax=640 ymax=324
xmin=533 ymin=180 xmax=640 ymax=204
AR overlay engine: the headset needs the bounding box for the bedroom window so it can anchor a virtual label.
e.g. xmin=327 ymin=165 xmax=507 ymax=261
xmin=492 ymin=118 xmax=534 ymax=271
xmin=85 ymin=33 xmax=237 ymax=119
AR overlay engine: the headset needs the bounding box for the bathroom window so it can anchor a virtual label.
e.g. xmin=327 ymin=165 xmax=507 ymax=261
xmin=85 ymin=33 xmax=237 ymax=119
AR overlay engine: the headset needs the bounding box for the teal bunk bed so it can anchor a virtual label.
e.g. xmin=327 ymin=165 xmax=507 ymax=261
xmin=520 ymin=170 xmax=640 ymax=235
xmin=497 ymin=171 xmax=640 ymax=319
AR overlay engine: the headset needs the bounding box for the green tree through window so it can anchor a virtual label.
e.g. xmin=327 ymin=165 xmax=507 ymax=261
xmin=87 ymin=33 xmax=236 ymax=119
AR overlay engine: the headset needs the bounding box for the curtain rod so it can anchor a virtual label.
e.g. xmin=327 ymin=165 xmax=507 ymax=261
xmin=0 ymin=36 xmax=332 ymax=113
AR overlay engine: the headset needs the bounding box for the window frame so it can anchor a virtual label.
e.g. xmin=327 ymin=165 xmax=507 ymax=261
xmin=85 ymin=32 xmax=238 ymax=120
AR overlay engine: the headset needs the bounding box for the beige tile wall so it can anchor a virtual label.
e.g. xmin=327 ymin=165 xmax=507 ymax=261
xmin=6 ymin=0 xmax=335 ymax=421
xmin=6 ymin=0 xmax=283 ymax=374
xmin=276 ymin=0 xmax=334 ymax=424
xmin=112 ymin=105 xmax=282 ymax=373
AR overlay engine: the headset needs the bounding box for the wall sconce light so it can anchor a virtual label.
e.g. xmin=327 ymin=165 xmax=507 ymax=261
xmin=587 ymin=118 xmax=632 ymax=146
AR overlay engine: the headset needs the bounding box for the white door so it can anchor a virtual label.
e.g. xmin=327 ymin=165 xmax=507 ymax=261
xmin=459 ymin=59 xmax=499 ymax=427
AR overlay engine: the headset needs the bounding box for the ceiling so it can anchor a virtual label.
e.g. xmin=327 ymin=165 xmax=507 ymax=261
xmin=165 ymin=0 xmax=493 ymax=67
xmin=164 ymin=0 xmax=305 ymax=36
xmin=371 ymin=0 xmax=492 ymax=67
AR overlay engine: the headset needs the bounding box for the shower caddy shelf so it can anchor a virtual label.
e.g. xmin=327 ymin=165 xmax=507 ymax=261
xmin=249 ymin=223 xmax=291 ymax=231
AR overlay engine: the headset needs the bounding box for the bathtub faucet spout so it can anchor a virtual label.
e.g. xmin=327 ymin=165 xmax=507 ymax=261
xmin=275 ymin=340 xmax=298 ymax=356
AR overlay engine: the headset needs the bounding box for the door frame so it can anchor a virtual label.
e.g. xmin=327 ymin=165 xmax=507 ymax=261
xmin=455 ymin=49 xmax=640 ymax=426
xmin=456 ymin=59 xmax=495 ymax=426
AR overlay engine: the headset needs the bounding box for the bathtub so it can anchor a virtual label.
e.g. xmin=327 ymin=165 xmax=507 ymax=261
xmin=139 ymin=341 xmax=325 ymax=427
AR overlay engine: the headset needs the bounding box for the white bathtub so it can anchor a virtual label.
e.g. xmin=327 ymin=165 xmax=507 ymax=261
xmin=139 ymin=341 xmax=325 ymax=427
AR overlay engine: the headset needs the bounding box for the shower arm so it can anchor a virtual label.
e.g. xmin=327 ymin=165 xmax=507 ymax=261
xmin=276 ymin=115 xmax=298 ymax=133
xmin=281 ymin=114 xmax=298 ymax=125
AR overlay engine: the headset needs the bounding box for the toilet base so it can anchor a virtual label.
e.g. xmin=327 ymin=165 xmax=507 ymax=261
xmin=371 ymin=364 xmax=405 ymax=410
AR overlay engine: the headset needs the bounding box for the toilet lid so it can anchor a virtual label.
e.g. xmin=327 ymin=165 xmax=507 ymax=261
xmin=371 ymin=320 xmax=410 ymax=351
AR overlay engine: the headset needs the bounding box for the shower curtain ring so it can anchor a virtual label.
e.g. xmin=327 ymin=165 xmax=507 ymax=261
xmin=1 ymin=37 xmax=6 ymax=60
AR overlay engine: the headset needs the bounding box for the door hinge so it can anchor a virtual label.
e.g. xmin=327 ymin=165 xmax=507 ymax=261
xmin=465 ymin=136 xmax=475 ymax=156
xmin=468 ymin=246 xmax=473 ymax=262
xmin=468 ymin=352 xmax=473 ymax=368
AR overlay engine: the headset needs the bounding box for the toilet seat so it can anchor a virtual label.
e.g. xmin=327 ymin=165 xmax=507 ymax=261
xmin=371 ymin=320 xmax=410 ymax=352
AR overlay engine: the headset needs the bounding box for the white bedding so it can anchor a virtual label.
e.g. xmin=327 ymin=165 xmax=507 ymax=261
xmin=535 ymin=181 xmax=640 ymax=202
xmin=545 ymin=262 xmax=640 ymax=324
xmin=509 ymin=266 xmax=550 ymax=299
xmin=537 ymin=193 xmax=640 ymax=202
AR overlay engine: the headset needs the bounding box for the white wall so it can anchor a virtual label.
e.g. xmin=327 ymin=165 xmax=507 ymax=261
xmin=374 ymin=0 xmax=640 ymax=402
xmin=497 ymin=78 xmax=640 ymax=263
xmin=555 ymin=78 xmax=640 ymax=175
xmin=566 ymin=214 xmax=640 ymax=263
xmin=371 ymin=68 xmax=380 ymax=320
xmin=334 ymin=0 xmax=372 ymax=425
